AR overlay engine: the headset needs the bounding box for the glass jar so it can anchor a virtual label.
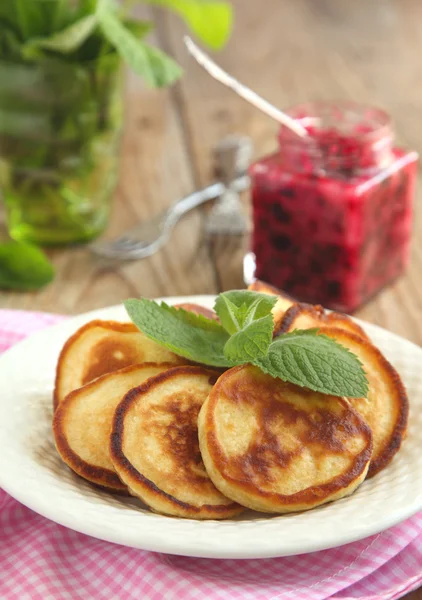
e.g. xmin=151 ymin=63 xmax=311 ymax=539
xmin=0 ymin=56 xmax=123 ymax=245
xmin=248 ymin=102 xmax=418 ymax=313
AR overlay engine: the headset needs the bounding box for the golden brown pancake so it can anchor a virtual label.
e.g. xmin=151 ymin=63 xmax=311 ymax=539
xmin=314 ymin=327 xmax=408 ymax=477
xmin=173 ymin=303 xmax=218 ymax=321
xmin=248 ymin=280 xmax=296 ymax=329
xmin=54 ymin=320 xmax=184 ymax=409
xmin=248 ymin=279 xmax=291 ymax=297
xmin=276 ymin=303 xmax=370 ymax=341
xmin=110 ymin=366 xmax=243 ymax=519
xmin=53 ymin=363 xmax=174 ymax=492
xmin=198 ymin=365 xmax=373 ymax=513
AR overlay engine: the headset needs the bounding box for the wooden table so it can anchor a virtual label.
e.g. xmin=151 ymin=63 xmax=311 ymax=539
xmin=0 ymin=1 xmax=421 ymax=596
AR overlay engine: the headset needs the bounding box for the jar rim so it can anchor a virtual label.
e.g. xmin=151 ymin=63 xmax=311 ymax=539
xmin=278 ymin=101 xmax=393 ymax=177
xmin=280 ymin=100 xmax=392 ymax=145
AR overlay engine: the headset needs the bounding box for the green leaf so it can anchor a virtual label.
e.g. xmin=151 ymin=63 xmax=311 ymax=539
xmin=124 ymin=20 xmax=153 ymax=40
xmin=215 ymin=290 xmax=277 ymax=335
xmin=136 ymin=42 xmax=183 ymax=87
xmin=215 ymin=291 xmax=276 ymax=364
xmin=254 ymin=330 xmax=368 ymax=398
xmin=50 ymin=0 xmax=72 ymax=33
xmin=214 ymin=294 xmax=242 ymax=335
xmin=144 ymin=0 xmax=233 ymax=50
xmin=79 ymin=0 xmax=100 ymax=14
xmin=0 ymin=4 xmax=21 ymax=35
xmin=22 ymin=14 xmax=98 ymax=57
xmin=97 ymin=4 xmax=182 ymax=87
xmin=223 ymin=314 xmax=275 ymax=364
xmin=14 ymin=0 xmax=49 ymax=40
xmin=125 ymin=298 xmax=231 ymax=367
xmin=0 ymin=25 xmax=22 ymax=59
xmin=0 ymin=242 xmax=55 ymax=291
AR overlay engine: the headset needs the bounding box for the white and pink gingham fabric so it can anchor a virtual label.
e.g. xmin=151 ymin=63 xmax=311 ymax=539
xmin=0 ymin=309 xmax=421 ymax=600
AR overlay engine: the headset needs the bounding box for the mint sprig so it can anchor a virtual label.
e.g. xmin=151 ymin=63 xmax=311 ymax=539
xmin=125 ymin=298 xmax=231 ymax=367
xmin=215 ymin=290 xmax=277 ymax=335
xmin=215 ymin=291 xmax=277 ymax=364
xmin=125 ymin=291 xmax=368 ymax=398
xmin=0 ymin=0 xmax=232 ymax=88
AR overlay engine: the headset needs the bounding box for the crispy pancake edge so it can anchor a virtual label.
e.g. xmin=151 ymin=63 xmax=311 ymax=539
xmin=110 ymin=365 xmax=243 ymax=519
xmin=53 ymin=362 xmax=175 ymax=492
xmin=53 ymin=320 xmax=141 ymax=410
xmin=275 ymin=303 xmax=370 ymax=341
xmin=248 ymin=279 xmax=296 ymax=301
xmin=199 ymin=365 xmax=373 ymax=512
xmin=316 ymin=327 xmax=409 ymax=477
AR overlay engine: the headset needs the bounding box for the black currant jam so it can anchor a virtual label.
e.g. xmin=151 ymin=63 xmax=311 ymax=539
xmin=249 ymin=102 xmax=418 ymax=312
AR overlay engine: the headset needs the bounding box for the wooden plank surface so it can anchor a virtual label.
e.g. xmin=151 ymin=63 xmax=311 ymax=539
xmin=0 ymin=1 xmax=421 ymax=596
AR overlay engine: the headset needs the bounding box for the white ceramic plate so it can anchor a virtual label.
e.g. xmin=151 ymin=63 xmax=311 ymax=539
xmin=0 ymin=296 xmax=421 ymax=559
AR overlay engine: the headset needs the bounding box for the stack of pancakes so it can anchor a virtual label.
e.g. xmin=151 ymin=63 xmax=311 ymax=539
xmin=53 ymin=288 xmax=408 ymax=519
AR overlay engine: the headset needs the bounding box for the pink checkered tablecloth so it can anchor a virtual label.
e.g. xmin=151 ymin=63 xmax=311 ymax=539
xmin=0 ymin=309 xmax=421 ymax=600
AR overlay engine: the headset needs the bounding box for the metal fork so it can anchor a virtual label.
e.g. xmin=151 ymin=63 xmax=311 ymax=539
xmin=90 ymin=174 xmax=250 ymax=260
xmin=205 ymin=136 xmax=252 ymax=235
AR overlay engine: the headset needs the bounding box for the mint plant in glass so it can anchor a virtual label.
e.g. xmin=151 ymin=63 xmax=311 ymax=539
xmin=0 ymin=0 xmax=232 ymax=245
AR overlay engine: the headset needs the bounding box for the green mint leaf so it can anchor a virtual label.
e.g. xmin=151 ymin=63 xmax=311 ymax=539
xmin=22 ymin=15 xmax=98 ymax=57
xmin=254 ymin=330 xmax=368 ymax=398
xmin=124 ymin=20 xmax=153 ymax=40
xmin=215 ymin=290 xmax=278 ymax=334
xmin=1 ymin=27 xmax=22 ymax=60
xmin=97 ymin=3 xmax=182 ymax=87
xmin=135 ymin=42 xmax=182 ymax=87
xmin=50 ymin=0 xmax=72 ymax=33
xmin=0 ymin=242 xmax=54 ymax=291
xmin=214 ymin=294 xmax=242 ymax=334
xmin=0 ymin=4 xmax=17 ymax=30
xmin=79 ymin=0 xmax=99 ymax=13
xmin=215 ymin=291 xmax=276 ymax=364
xmin=143 ymin=0 xmax=232 ymax=50
xmin=14 ymin=0 xmax=47 ymax=40
xmin=125 ymin=298 xmax=231 ymax=367
xmin=223 ymin=314 xmax=275 ymax=364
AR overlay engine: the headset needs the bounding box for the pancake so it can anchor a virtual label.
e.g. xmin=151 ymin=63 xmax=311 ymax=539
xmin=54 ymin=320 xmax=184 ymax=409
xmin=314 ymin=327 xmax=408 ymax=477
xmin=275 ymin=303 xmax=370 ymax=341
xmin=110 ymin=366 xmax=243 ymax=519
xmin=173 ymin=303 xmax=218 ymax=320
xmin=248 ymin=280 xmax=296 ymax=329
xmin=53 ymin=363 xmax=173 ymax=492
xmin=198 ymin=365 xmax=373 ymax=513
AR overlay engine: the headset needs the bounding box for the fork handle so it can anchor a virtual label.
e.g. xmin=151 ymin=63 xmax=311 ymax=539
xmin=168 ymin=174 xmax=250 ymax=220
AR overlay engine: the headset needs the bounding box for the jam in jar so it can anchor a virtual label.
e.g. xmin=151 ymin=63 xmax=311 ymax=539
xmin=248 ymin=102 xmax=418 ymax=312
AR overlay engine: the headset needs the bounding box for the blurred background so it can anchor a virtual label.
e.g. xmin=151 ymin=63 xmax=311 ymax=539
xmin=1 ymin=0 xmax=422 ymax=346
